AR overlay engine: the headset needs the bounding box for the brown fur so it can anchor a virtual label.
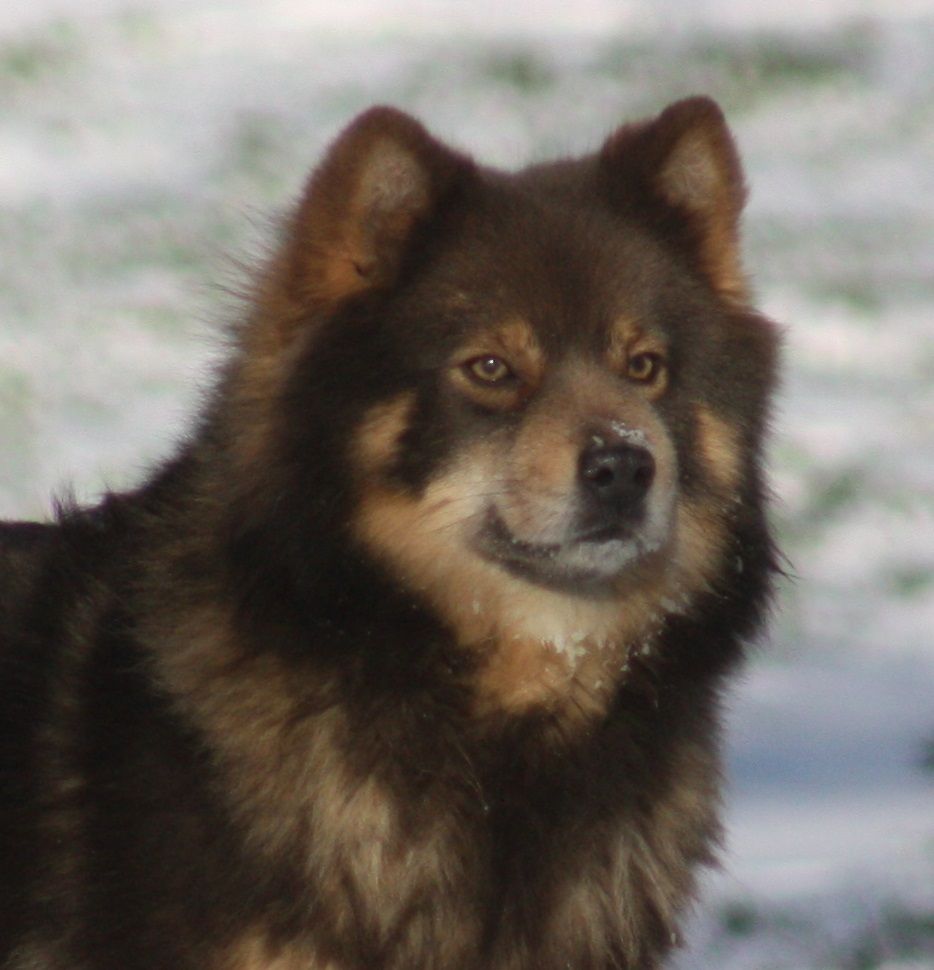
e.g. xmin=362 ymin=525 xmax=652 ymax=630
xmin=602 ymin=98 xmax=749 ymax=302
xmin=0 ymin=98 xmax=779 ymax=970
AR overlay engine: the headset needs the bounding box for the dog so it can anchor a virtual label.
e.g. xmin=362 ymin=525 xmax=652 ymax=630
xmin=0 ymin=97 xmax=779 ymax=969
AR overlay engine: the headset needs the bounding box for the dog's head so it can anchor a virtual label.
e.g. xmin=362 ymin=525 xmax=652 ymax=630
xmin=230 ymin=100 xmax=778 ymax=672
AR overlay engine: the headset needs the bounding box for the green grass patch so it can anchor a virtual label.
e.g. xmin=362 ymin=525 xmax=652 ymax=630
xmin=0 ymin=20 xmax=80 ymax=84
xmin=806 ymin=279 xmax=885 ymax=317
xmin=694 ymin=31 xmax=867 ymax=88
xmin=592 ymin=26 xmax=871 ymax=114
xmin=481 ymin=49 xmax=555 ymax=93
xmin=888 ymin=565 xmax=933 ymax=598
xmin=720 ymin=900 xmax=761 ymax=938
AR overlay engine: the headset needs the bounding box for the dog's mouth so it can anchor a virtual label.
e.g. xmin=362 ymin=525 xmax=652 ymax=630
xmin=474 ymin=507 xmax=665 ymax=594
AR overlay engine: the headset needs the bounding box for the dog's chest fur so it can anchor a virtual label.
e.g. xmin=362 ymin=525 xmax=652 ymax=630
xmin=222 ymin=725 xmax=717 ymax=970
xmin=155 ymin=602 xmax=719 ymax=970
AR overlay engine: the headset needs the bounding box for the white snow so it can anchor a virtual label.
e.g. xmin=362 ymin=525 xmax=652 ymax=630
xmin=1 ymin=1 xmax=932 ymax=966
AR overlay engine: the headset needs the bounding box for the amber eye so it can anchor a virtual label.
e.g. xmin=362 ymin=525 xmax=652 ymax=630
xmin=627 ymin=352 xmax=664 ymax=384
xmin=465 ymin=355 xmax=514 ymax=385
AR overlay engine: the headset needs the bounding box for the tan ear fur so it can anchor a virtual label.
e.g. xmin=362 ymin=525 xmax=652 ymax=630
xmin=602 ymin=97 xmax=749 ymax=302
xmin=281 ymin=106 xmax=471 ymax=326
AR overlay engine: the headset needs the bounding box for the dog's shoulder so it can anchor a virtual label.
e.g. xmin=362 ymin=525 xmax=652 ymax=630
xmin=0 ymin=520 xmax=60 ymax=627
xmin=0 ymin=495 xmax=139 ymax=644
xmin=0 ymin=519 xmax=59 ymax=566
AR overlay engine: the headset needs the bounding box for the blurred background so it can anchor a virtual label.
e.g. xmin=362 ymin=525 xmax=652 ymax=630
xmin=1 ymin=1 xmax=932 ymax=966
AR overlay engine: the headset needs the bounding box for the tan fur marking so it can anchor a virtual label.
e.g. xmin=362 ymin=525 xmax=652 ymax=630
xmin=149 ymin=597 xmax=483 ymax=958
xmin=450 ymin=318 xmax=545 ymax=410
xmin=492 ymin=408 xmax=579 ymax=543
xmin=697 ymin=219 xmax=748 ymax=303
xmin=353 ymin=393 xmax=417 ymax=474
xmin=658 ymin=130 xmax=748 ymax=302
xmin=151 ymin=604 xmax=385 ymax=877
xmin=8 ymin=940 xmax=68 ymax=970
xmin=694 ymin=404 xmax=743 ymax=492
xmin=606 ymin=316 xmax=640 ymax=372
xmin=219 ymin=933 xmax=329 ymax=970
xmin=473 ymin=633 xmax=632 ymax=725
xmin=672 ymin=498 xmax=729 ymax=598
xmin=606 ymin=320 xmax=669 ymax=397
xmin=488 ymin=318 xmax=545 ymax=384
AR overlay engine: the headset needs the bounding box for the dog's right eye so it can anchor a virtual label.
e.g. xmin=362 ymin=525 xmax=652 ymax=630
xmin=465 ymin=356 xmax=514 ymax=386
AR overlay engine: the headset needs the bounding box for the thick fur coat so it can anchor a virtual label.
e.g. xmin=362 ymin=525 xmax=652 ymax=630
xmin=0 ymin=97 xmax=779 ymax=970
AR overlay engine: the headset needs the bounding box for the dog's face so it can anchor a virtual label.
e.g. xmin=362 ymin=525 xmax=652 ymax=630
xmin=237 ymin=101 xmax=777 ymax=662
xmin=353 ymin=214 xmax=684 ymax=600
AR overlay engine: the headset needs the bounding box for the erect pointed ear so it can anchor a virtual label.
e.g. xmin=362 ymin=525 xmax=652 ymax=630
xmin=600 ymin=97 xmax=749 ymax=301
xmin=282 ymin=106 xmax=472 ymax=313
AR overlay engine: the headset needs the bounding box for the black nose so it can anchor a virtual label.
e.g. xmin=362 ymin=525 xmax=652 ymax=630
xmin=578 ymin=442 xmax=655 ymax=516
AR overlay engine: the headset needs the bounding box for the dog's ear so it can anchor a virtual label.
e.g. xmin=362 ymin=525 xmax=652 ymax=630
xmin=601 ymin=97 xmax=748 ymax=301
xmin=282 ymin=106 xmax=471 ymax=313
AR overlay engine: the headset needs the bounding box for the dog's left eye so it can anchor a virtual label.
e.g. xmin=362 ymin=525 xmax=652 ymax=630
xmin=627 ymin=352 xmax=664 ymax=384
xmin=465 ymin=356 xmax=514 ymax=385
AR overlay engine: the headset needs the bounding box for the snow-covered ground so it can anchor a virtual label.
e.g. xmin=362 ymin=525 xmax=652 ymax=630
xmin=1 ymin=2 xmax=931 ymax=966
